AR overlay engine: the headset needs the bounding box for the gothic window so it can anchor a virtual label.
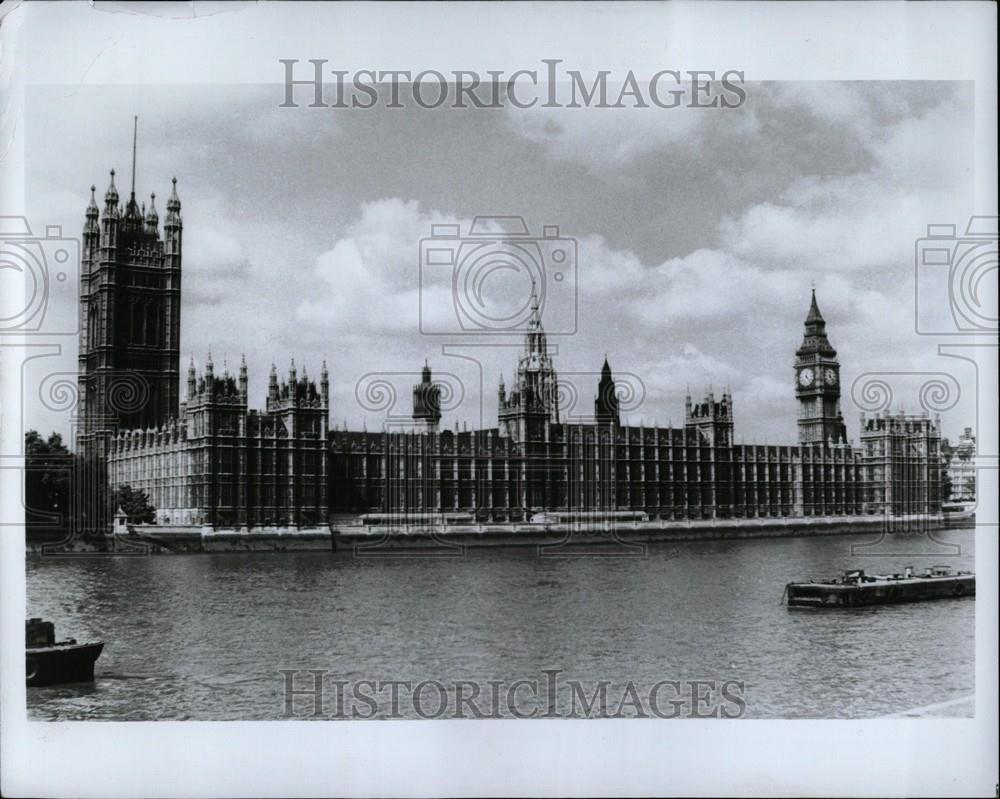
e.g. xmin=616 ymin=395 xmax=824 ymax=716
xmin=129 ymin=302 xmax=139 ymax=345
xmin=149 ymin=307 xmax=159 ymax=347
xmin=89 ymin=301 xmax=100 ymax=348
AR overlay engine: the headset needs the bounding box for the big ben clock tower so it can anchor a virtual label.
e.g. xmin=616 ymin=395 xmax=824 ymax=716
xmin=795 ymin=289 xmax=847 ymax=445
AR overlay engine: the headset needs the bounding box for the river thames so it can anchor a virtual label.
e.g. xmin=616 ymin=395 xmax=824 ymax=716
xmin=26 ymin=527 xmax=975 ymax=720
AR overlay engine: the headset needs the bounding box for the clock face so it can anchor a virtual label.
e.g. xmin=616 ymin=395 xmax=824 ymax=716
xmin=824 ymin=368 xmax=837 ymax=385
xmin=798 ymin=367 xmax=814 ymax=387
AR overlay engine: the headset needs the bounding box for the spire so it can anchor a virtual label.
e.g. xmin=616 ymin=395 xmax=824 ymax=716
xmin=595 ymin=355 xmax=619 ymax=424
xmin=144 ymin=191 xmax=159 ymax=234
xmin=528 ymin=280 xmax=542 ymax=330
xmin=412 ymin=359 xmax=442 ymax=431
xmin=320 ymin=358 xmax=330 ymax=406
xmin=123 ymin=117 xmax=142 ymax=223
xmin=238 ymin=353 xmax=248 ymax=397
xmin=165 ymin=177 xmax=182 ymax=227
xmin=798 ymin=287 xmax=836 ymax=356
xmin=806 ymin=288 xmax=824 ymax=326
xmin=104 ymin=169 xmax=119 ymax=211
xmin=268 ymin=362 xmax=279 ymax=401
xmin=130 ymin=115 xmax=138 ymax=197
xmin=84 ymin=184 xmax=100 ymax=237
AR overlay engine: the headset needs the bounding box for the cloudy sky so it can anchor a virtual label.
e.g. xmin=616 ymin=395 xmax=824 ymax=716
xmin=24 ymin=80 xmax=980 ymax=444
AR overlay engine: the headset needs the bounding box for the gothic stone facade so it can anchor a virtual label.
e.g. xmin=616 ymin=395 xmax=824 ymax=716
xmin=79 ymin=172 xmax=942 ymax=530
xmin=108 ymin=358 xmax=328 ymax=528
xmin=942 ymin=427 xmax=977 ymax=503
xmin=328 ymin=292 xmax=939 ymax=522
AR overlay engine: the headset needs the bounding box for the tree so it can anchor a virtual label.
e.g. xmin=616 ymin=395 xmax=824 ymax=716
xmin=114 ymin=484 xmax=156 ymax=524
xmin=24 ymin=430 xmax=73 ymax=541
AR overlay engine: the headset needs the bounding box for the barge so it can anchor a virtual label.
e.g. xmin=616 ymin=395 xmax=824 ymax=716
xmin=785 ymin=565 xmax=975 ymax=608
xmin=26 ymin=618 xmax=104 ymax=687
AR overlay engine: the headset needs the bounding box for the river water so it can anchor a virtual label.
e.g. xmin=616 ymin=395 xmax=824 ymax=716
xmin=26 ymin=527 xmax=975 ymax=720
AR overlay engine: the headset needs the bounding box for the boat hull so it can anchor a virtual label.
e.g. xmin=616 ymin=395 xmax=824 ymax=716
xmin=26 ymin=642 xmax=104 ymax=687
xmin=786 ymin=574 xmax=975 ymax=608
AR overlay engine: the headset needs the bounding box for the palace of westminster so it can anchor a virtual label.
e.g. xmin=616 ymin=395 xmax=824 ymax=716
xmin=75 ymin=167 xmax=943 ymax=532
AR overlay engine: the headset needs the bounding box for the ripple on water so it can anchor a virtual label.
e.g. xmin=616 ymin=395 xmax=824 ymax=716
xmin=26 ymin=529 xmax=975 ymax=720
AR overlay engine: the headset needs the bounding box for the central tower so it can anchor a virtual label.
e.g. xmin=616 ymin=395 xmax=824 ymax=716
xmin=795 ymin=289 xmax=846 ymax=445
xmin=498 ymin=286 xmax=560 ymax=443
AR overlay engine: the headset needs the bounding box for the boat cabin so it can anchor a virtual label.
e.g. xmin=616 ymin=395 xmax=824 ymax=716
xmin=26 ymin=618 xmax=55 ymax=647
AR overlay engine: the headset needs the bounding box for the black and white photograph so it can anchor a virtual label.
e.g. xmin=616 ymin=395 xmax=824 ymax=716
xmin=1 ymin=2 xmax=997 ymax=796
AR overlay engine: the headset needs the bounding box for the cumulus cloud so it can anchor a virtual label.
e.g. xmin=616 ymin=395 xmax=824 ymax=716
xmin=24 ymin=82 xmax=979 ymax=444
xmin=503 ymin=77 xmax=758 ymax=170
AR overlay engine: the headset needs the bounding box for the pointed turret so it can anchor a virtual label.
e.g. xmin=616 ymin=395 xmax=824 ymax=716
xmin=86 ymin=184 xmax=99 ymax=219
xmin=164 ymin=177 xmax=182 ymax=228
xmin=595 ymin=356 xmax=620 ymax=425
xmin=144 ymin=192 xmax=159 ymax=237
xmin=268 ymin=362 xmax=279 ymax=402
xmin=412 ymin=359 xmax=442 ymax=432
xmin=123 ymin=192 xmax=142 ymax=224
xmin=83 ymin=185 xmax=100 ymax=244
xmin=187 ymin=356 xmax=197 ymax=398
xmin=523 ymin=280 xmax=547 ymax=357
xmin=239 ymin=354 xmax=248 ymax=398
xmin=103 ymin=169 xmax=120 ymax=215
xmin=320 ymin=359 xmax=330 ymax=407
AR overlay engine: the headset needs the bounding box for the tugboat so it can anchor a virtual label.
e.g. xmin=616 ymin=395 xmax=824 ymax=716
xmin=26 ymin=618 xmax=104 ymax=686
xmin=785 ymin=565 xmax=975 ymax=608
